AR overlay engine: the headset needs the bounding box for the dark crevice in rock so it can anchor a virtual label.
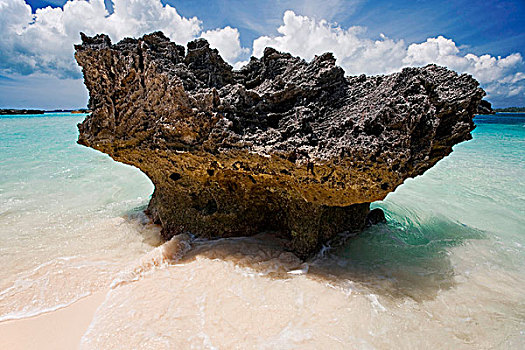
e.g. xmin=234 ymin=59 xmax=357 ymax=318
xmin=169 ymin=172 xmax=181 ymax=181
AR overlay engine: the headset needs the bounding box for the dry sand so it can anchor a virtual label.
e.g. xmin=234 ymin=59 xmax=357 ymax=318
xmin=0 ymin=291 xmax=106 ymax=350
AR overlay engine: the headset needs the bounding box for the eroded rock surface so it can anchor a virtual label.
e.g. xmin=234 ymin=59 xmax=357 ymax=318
xmin=75 ymin=32 xmax=484 ymax=258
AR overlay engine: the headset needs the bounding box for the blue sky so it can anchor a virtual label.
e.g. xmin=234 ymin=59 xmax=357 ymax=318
xmin=1 ymin=0 xmax=524 ymax=108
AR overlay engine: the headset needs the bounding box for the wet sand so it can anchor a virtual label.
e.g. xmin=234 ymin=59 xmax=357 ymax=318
xmin=0 ymin=291 xmax=106 ymax=350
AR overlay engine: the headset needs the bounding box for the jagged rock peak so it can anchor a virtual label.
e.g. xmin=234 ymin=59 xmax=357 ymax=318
xmin=477 ymin=99 xmax=495 ymax=114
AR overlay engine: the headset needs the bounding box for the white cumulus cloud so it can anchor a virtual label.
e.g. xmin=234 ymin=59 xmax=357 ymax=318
xmin=402 ymin=37 xmax=524 ymax=103
xmin=250 ymin=11 xmax=524 ymax=105
xmin=253 ymin=11 xmax=407 ymax=76
xmin=403 ymin=36 xmax=523 ymax=85
xmin=201 ymin=26 xmax=249 ymax=64
xmin=0 ymin=0 xmax=248 ymax=78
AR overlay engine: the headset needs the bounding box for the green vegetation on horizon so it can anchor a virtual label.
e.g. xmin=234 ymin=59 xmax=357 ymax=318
xmin=494 ymin=107 xmax=525 ymax=112
xmin=0 ymin=108 xmax=89 ymax=115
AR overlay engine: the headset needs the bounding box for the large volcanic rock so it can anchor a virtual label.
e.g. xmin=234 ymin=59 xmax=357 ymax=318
xmin=75 ymin=32 xmax=484 ymax=258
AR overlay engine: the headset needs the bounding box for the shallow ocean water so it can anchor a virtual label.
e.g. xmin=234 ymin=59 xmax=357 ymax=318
xmin=0 ymin=113 xmax=524 ymax=348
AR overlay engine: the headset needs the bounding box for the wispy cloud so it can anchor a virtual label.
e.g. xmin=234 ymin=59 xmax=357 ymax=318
xmin=279 ymin=0 xmax=363 ymax=22
xmin=213 ymin=0 xmax=362 ymax=37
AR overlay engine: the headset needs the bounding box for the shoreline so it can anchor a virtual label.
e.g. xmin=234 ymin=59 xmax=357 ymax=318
xmin=0 ymin=291 xmax=106 ymax=350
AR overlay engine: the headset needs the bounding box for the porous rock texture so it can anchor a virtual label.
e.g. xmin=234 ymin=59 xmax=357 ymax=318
xmin=75 ymin=32 xmax=484 ymax=258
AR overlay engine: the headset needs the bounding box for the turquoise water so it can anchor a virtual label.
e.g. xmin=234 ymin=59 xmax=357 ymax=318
xmin=0 ymin=113 xmax=157 ymax=321
xmin=0 ymin=113 xmax=153 ymax=219
xmin=0 ymin=112 xmax=523 ymax=348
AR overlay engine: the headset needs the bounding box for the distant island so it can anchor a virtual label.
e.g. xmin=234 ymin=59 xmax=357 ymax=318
xmin=46 ymin=109 xmax=91 ymax=114
xmin=0 ymin=108 xmax=90 ymax=115
xmin=494 ymin=107 xmax=525 ymax=113
xmin=0 ymin=109 xmax=45 ymax=115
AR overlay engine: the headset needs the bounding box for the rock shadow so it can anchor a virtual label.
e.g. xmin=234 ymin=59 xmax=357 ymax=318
xmin=308 ymin=215 xmax=486 ymax=301
xmin=170 ymin=208 xmax=486 ymax=302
